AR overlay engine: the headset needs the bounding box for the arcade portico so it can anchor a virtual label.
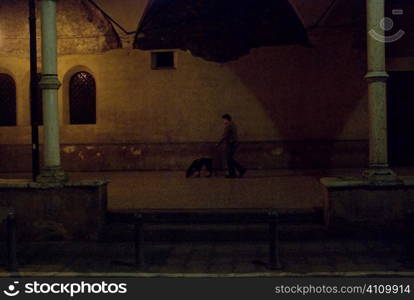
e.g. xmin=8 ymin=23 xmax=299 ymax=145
xmin=0 ymin=0 xmax=414 ymax=240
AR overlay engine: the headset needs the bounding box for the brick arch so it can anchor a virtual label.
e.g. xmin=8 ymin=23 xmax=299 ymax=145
xmin=0 ymin=0 xmax=121 ymax=57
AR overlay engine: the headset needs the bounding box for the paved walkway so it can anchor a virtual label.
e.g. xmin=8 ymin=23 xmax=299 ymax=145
xmin=1 ymin=168 xmax=414 ymax=276
xmin=0 ymin=168 xmax=367 ymax=210
xmin=4 ymin=168 xmax=414 ymax=211
xmin=0 ymin=237 xmax=413 ymax=276
xmin=99 ymin=170 xmax=327 ymax=210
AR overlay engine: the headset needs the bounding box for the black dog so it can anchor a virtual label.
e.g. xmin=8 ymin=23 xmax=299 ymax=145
xmin=186 ymin=158 xmax=214 ymax=178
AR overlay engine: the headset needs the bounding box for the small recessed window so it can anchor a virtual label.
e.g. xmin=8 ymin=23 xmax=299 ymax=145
xmin=151 ymin=51 xmax=175 ymax=69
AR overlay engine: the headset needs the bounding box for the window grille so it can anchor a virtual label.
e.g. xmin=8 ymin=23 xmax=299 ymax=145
xmin=69 ymin=72 xmax=96 ymax=124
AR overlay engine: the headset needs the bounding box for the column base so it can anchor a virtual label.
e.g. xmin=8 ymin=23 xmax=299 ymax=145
xmin=36 ymin=166 xmax=69 ymax=186
xmin=362 ymin=166 xmax=402 ymax=185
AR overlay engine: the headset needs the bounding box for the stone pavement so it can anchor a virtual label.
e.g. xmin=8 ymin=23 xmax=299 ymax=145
xmin=0 ymin=237 xmax=412 ymax=276
xmin=1 ymin=168 xmax=414 ymax=277
xmin=76 ymin=170 xmax=330 ymax=210
xmin=0 ymin=169 xmax=364 ymax=211
xmin=3 ymin=168 xmax=414 ymax=211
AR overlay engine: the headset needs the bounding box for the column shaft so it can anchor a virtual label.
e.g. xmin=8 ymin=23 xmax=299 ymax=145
xmin=364 ymin=0 xmax=396 ymax=181
xmin=38 ymin=0 xmax=66 ymax=183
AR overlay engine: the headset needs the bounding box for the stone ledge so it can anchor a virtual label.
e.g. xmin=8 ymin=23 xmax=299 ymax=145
xmin=320 ymin=175 xmax=414 ymax=230
xmin=320 ymin=176 xmax=414 ymax=188
xmin=0 ymin=179 xmax=109 ymax=189
xmin=0 ymin=179 xmax=108 ymax=240
xmin=0 ymin=140 xmax=368 ymax=172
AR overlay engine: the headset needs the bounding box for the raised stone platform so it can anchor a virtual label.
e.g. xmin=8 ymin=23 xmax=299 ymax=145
xmin=320 ymin=176 xmax=414 ymax=231
xmin=0 ymin=179 xmax=108 ymax=241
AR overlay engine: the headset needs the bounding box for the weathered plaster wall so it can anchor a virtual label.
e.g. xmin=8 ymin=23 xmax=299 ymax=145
xmin=0 ymin=24 xmax=369 ymax=143
xmin=0 ymin=27 xmax=370 ymax=170
xmin=0 ymin=0 xmax=382 ymax=171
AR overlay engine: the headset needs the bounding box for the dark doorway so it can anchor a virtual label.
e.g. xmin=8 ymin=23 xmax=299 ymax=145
xmin=387 ymin=71 xmax=414 ymax=166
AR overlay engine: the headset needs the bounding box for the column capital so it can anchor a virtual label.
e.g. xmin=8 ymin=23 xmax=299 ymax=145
xmin=365 ymin=71 xmax=389 ymax=82
xmin=39 ymin=74 xmax=61 ymax=90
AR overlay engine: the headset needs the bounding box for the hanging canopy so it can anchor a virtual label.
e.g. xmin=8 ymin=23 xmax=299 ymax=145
xmin=134 ymin=0 xmax=310 ymax=63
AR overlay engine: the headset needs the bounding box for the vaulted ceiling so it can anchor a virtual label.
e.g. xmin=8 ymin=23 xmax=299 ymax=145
xmin=133 ymin=0 xmax=310 ymax=62
xmin=92 ymin=0 xmax=341 ymax=33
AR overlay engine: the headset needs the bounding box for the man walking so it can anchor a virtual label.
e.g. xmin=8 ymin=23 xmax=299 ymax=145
xmin=217 ymin=114 xmax=246 ymax=178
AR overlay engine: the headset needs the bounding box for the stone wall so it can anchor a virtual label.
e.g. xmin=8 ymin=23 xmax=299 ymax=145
xmin=0 ymin=180 xmax=108 ymax=240
xmin=0 ymin=140 xmax=368 ymax=172
xmin=321 ymin=177 xmax=414 ymax=233
xmin=4 ymin=0 xmax=414 ymax=171
xmin=0 ymin=28 xmax=369 ymax=170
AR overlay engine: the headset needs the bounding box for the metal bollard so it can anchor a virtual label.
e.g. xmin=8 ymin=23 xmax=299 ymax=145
xmin=268 ymin=210 xmax=282 ymax=270
xmin=6 ymin=211 xmax=17 ymax=273
xmin=134 ymin=213 xmax=145 ymax=268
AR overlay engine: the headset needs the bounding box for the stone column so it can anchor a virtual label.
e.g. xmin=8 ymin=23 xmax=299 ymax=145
xmin=37 ymin=0 xmax=67 ymax=183
xmin=363 ymin=0 xmax=397 ymax=182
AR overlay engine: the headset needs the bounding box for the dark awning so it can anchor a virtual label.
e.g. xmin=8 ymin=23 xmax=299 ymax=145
xmin=134 ymin=0 xmax=310 ymax=63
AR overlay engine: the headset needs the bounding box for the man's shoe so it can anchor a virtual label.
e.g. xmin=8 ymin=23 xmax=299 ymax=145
xmin=239 ymin=168 xmax=247 ymax=178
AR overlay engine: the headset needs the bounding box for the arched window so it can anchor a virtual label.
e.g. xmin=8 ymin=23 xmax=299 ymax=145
xmin=0 ymin=73 xmax=17 ymax=126
xmin=69 ymin=71 xmax=96 ymax=124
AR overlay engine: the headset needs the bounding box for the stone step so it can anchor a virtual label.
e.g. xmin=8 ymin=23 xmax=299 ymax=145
xmin=103 ymin=223 xmax=328 ymax=242
xmin=103 ymin=207 xmax=327 ymax=242
xmin=107 ymin=207 xmax=325 ymax=225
